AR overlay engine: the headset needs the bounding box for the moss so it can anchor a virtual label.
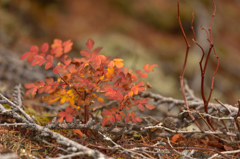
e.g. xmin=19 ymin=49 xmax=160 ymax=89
xmin=25 ymin=108 xmax=51 ymax=125
xmin=2 ymin=103 xmax=11 ymax=109
xmin=133 ymin=133 xmax=141 ymax=140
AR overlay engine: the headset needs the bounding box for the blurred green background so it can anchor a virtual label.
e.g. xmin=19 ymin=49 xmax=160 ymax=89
xmin=0 ymin=0 xmax=240 ymax=105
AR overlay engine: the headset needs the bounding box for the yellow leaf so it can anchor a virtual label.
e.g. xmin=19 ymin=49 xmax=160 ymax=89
xmin=69 ymin=98 xmax=75 ymax=106
xmin=106 ymin=68 xmax=114 ymax=78
xmin=100 ymin=75 xmax=105 ymax=80
xmin=60 ymin=96 xmax=67 ymax=104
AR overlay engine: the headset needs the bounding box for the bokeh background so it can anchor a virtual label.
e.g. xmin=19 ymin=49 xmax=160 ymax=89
xmin=1 ymin=0 xmax=240 ymax=106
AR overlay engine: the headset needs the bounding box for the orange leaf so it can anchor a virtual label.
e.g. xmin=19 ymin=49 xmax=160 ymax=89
xmin=115 ymin=62 xmax=124 ymax=68
xmin=56 ymin=117 xmax=64 ymax=124
xmin=63 ymin=40 xmax=73 ymax=53
xmin=145 ymin=104 xmax=156 ymax=110
xmin=114 ymin=58 xmax=124 ymax=68
xmin=128 ymin=91 xmax=133 ymax=97
xmin=143 ymin=63 xmax=157 ymax=73
xmin=72 ymin=129 xmax=84 ymax=138
xmin=170 ymin=134 xmax=185 ymax=143
xmin=97 ymin=97 xmax=104 ymax=103
xmin=86 ymin=39 xmax=94 ymax=51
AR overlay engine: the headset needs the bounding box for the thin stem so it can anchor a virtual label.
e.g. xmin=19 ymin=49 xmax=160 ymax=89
xmin=177 ymin=0 xmax=202 ymax=130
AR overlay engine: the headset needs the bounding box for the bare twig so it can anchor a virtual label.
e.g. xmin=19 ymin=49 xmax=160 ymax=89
xmin=177 ymin=0 xmax=202 ymax=131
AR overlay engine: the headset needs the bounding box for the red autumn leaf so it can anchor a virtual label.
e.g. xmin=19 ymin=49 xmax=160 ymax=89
xmin=86 ymin=39 xmax=94 ymax=51
xmin=92 ymin=47 xmax=103 ymax=56
xmin=140 ymin=73 xmax=148 ymax=78
xmin=138 ymin=104 xmax=145 ymax=111
xmin=80 ymin=49 xmax=91 ymax=58
xmin=108 ymin=61 xmax=115 ymax=68
xmin=136 ymin=81 xmax=144 ymax=87
xmin=110 ymin=115 xmax=115 ymax=124
xmin=65 ymin=114 xmax=73 ymax=123
xmin=25 ymin=80 xmax=45 ymax=97
xmin=145 ymin=104 xmax=156 ymax=110
xmin=115 ymin=114 xmax=121 ymax=121
xmin=136 ymin=70 xmax=142 ymax=75
xmin=45 ymin=55 xmax=53 ymax=69
xmin=26 ymin=88 xmax=37 ymax=97
xmin=140 ymin=98 xmax=149 ymax=104
xmin=101 ymin=117 xmax=109 ymax=126
xmin=134 ymin=99 xmax=141 ymax=105
xmin=63 ymin=55 xmax=71 ymax=66
xmin=126 ymin=117 xmax=130 ymax=123
xmin=65 ymin=107 xmax=73 ymax=113
xmin=53 ymin=65 xmax=61 ymax=74
xmin=27 ymin=52 xmax=38 ymax=62
xmin=135 ymin=117 xmax=142 ymax=122
xmin=20 ymin=52 xmax=31 ymax=60
xmin=102 ymin=110 xmax=113 ymax=116
xmin=91 ymin=57 xmax=101 ymax=69
xmin=45 ymin=63 xmax=52 ymax=69
xmin=132 ymin=117 xmax=137 ymax=123
xmin=30 ymin=55 xmax=45 ymax=66
xmin=57 ymin=111 xmax=67 ymax=117
xmin=41 ymin=43 xmax=49 ymax=53
xmin=30 ymin=46 xmax=39 ymax=52
xmin=71 ymin=109 xmax=78 ymax=117
xmin=68 ymin=64 xmax=77 ymax=74
xmin=25 ymin=83 xmax=35 ymax=89
xmin=131 ymin=112 xmax=136 ymax=118
xmin=63 ymin=40 xmax=73 ymax=53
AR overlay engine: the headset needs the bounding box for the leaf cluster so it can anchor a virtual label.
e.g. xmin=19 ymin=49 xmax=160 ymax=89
xmin=20 ymin=39 xmax=157 ymax=126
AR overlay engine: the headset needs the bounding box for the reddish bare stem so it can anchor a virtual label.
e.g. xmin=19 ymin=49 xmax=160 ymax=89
xmin=177 ymin=0 xmax=202 ymax=130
